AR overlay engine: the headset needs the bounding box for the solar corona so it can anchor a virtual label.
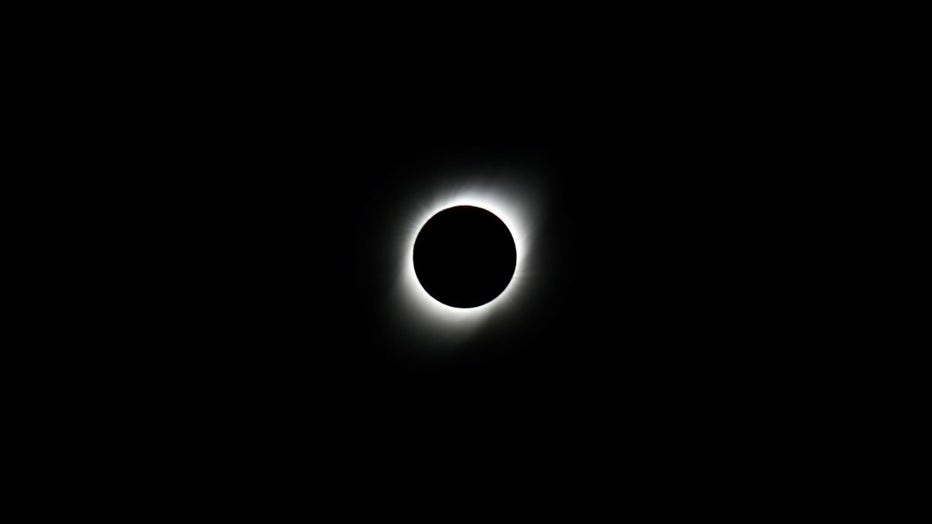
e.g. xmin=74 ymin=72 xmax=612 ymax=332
xmin=392 ymin=178 xmax=540 ymax=341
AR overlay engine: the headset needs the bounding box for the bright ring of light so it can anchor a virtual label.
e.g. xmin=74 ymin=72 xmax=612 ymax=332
xmin=392 ymin=177 xmax=540 ymax=339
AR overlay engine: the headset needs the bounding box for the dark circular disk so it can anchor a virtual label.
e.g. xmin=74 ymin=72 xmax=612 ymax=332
xmin=413 ymin=205 xmax=517 ymax=308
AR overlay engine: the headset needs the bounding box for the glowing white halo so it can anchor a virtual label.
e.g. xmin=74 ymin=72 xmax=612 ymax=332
xmin=391 ymin=175 xmax=541 ymax=342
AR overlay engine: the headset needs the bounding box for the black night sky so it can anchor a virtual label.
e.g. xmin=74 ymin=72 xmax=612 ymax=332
xmin=92 ymin=25 xmax=820 ymax=478
xmin=16 ymin=6 xmax=878 ymax=511
xmin=158 ymin=77 xmax=789 ymax=426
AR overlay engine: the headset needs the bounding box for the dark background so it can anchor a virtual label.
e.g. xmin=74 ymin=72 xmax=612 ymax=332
xmin=139 ymin=60 xmax=797 ymax=429
xmin=12 ymin=7 xmax=895 ymax=510
xmin=61 ymin=17 xmax=833 ymax=477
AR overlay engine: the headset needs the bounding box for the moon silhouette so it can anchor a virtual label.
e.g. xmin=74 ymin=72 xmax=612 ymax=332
xmin=413 ymin=206 xmax=517 ymax=308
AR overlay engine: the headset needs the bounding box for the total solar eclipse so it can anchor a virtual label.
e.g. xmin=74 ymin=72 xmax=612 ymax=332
xmin=413 ymin=205 xmax=517 ymax=308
